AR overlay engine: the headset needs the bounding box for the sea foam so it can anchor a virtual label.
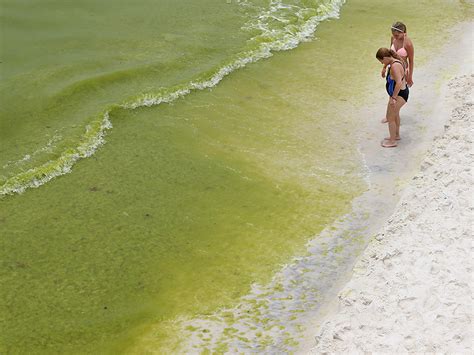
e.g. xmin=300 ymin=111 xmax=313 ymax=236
xmin=0 ymin=0 xmax=345 ymax=197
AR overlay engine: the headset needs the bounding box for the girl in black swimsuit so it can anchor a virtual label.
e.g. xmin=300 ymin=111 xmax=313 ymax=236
xmin=376 ymin=48 xmax=409 ymax=148
xmin=386 ymin=60 xmax=409 ymax=102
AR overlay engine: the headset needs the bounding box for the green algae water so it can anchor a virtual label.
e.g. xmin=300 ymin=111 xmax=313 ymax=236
xmin=0 ymin=0 xmax=470 ymax=353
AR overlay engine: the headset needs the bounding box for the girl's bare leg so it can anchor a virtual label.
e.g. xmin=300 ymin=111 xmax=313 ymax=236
xmin=386 ymin=111 xmax=402 ymax=140
xmin=382 ymin=98 xmax=406 ymax=147
xmin=381 ymin=99 xmax=390 ymax=123
xmin=395 ymin=112 xmax=401 ymax=139
xmin=395 ymin=97 xmax=406 ymax=138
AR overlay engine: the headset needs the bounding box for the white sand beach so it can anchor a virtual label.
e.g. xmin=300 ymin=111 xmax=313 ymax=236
xmin=165 ymin=23 xmax=474 ymax=354
xmin=308 ymin=29 xmax=473 ymax=354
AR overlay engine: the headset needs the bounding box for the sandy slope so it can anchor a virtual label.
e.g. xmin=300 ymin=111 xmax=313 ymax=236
xmin=309 ymin=73 xmax=473 ymax=353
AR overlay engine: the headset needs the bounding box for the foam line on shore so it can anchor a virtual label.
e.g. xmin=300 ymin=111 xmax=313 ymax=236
xmin=0 ymin=0 xmax=345 ymax=197
xmin=149 ymin=21 xmax=473 ymax=353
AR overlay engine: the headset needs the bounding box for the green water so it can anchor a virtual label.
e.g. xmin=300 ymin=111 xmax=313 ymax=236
xmin=0 ymin=0 xmax=470 ymax=353
xmin=0 ymin=0 xmax=252 ymax=190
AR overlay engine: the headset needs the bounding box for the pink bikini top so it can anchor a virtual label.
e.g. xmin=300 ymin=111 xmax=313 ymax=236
xmin=391 ymin=36 xmax=408 ymax=58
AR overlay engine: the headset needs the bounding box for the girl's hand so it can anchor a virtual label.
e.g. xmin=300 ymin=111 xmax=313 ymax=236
xmin=381 ymin=68 xmax=386 ymax=78
xmin=390 ymin=97 xmax=397 ymax=106
xmin=407 ymin=77 xmax=414 ymax=87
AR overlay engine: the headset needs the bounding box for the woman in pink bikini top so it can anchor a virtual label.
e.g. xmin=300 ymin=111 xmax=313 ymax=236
xmin=381 ymin=21 xmax=415 ymax=87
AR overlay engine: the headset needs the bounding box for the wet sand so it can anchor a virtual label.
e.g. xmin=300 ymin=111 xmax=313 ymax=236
xmin=305 ymin=22 xmax=473 ymax=353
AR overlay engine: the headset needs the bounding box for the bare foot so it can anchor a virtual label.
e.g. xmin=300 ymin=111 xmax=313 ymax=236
xmin=381 ymin=139 xmax=397 ymax=148
xmin=385 ymin=136 xmax=401 ymax=140
xmin=381 ymin=118 xmax=388 ymax=123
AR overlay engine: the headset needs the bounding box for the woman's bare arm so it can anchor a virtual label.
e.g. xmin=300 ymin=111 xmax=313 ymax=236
xmin=406 ymin=38 xmax=414 ymax=86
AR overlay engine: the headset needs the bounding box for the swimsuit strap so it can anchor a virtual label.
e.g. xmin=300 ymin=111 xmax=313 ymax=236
xmin=392 ymin=36 xmax=407 ymax=54
xmin=388 ymin=60 xmax=407 ymax=90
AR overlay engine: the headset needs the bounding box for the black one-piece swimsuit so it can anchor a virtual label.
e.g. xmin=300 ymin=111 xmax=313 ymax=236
xmin=386 ymin=61 xmax=409 ymax=102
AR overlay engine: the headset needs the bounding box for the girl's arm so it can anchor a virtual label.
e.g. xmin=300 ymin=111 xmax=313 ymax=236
xmin=406 ymin=38 xmax=414 ymax=86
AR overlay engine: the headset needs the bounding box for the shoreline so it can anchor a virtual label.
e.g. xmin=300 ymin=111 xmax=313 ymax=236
xmin=1 ymin=3 xmax=471 ymax=353
xmin=304 ymin=22 xmax=473 ymax=353
xmin=152 ymin=21 xmax=474 ymax=354
xmin=0 ymin=1 xmax=346 ymax=198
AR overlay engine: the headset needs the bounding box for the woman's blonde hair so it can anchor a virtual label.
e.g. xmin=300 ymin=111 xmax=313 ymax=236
xmin=391 ymin=21 xmax=407 ymax=33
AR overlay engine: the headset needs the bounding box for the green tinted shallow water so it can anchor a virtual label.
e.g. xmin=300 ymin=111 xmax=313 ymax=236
xmin=0 ymin=0 xmax=253 ymax=188
xmin=0 ymin=0 xmax=470 ymax=353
